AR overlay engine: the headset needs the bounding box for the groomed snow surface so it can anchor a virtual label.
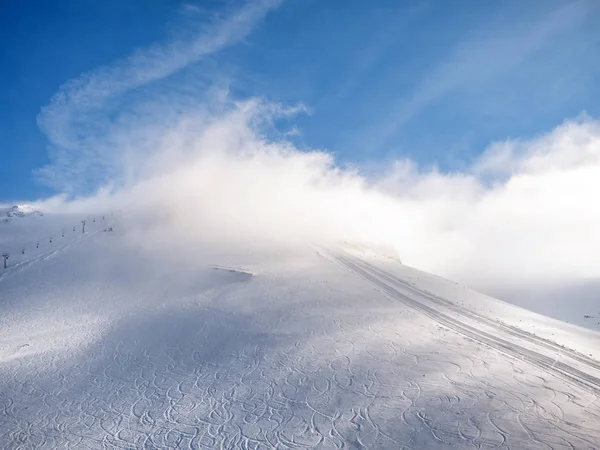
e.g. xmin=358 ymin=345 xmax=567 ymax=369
xmin=1 ymin=213 xmax=600 ymax=449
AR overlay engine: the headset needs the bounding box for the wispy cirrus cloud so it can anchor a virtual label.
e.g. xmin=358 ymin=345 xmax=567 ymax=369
xmin=360 ymin=0 xmax=592 ymax=153
xmin=36 ymin=0 xmax=284 ymax=193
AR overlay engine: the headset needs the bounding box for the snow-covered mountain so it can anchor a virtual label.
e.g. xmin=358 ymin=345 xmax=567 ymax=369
xmin=1 ymin=213 xmax=600 ymax=449
xmin=0 ymin=204 xmax=44 ymax=223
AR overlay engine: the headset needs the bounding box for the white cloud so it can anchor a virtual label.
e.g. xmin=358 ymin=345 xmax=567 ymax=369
xmin=41 ymin=101 xmax=600 ymax=293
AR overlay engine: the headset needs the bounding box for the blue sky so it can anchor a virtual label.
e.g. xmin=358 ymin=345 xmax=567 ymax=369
xmin=1 ymin=0 xmax=599 ymax=201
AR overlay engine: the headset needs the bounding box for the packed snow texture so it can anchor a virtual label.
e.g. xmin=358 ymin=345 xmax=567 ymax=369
xmin=1 ymin=213 xmax=600 ymax=449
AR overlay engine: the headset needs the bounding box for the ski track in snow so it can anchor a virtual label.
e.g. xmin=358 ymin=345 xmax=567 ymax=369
xmin=1 ymin=239 xmax=600 ymax=448
xmin=330 ymin=251 xmax=600 ymax=396
xmin=0 ymin=229 xmax=103 ymax=285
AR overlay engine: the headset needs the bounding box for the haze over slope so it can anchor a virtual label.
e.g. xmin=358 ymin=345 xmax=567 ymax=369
xmin=33 ymin=97 xmax=600 ymax=326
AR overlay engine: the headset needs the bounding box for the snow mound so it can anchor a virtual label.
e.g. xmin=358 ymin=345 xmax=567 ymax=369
xmin=211 ymin=265 xmax=254 ymax=277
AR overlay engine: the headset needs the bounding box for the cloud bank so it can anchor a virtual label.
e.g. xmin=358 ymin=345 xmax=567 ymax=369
xmin=32 ymin=1 xmax=600 ymax=305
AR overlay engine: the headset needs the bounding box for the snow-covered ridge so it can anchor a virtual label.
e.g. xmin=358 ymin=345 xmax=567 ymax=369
xmin=2 ymin=216 xmax=600 ymax=448
xmin=0 ymin=204 xmax=44 ymax=222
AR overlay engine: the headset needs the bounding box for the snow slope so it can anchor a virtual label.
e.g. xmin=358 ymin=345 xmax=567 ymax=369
xmin=1 ymin=216 xmax=600 ymax=449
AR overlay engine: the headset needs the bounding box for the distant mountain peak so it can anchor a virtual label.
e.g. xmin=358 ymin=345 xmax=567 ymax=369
xmin=1 ymin=204 xmax=44 ymax=223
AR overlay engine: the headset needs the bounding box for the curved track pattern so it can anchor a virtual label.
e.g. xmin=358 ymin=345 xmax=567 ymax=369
xmin=1 ymin=247 xmax=600 ymax=448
